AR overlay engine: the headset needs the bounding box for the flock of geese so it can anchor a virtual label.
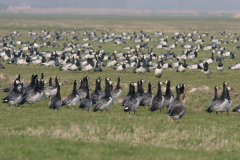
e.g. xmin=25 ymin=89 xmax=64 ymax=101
xmin=1 ymin=29 xmax=240 ymax=78
xmin=1 ymin=73 xmax=240 ymax=123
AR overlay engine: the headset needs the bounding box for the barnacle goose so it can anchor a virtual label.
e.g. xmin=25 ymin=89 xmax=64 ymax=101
xmin=124 ymin=83 xmax=140 ymax=114
xmin=62 ymin=80 xmax=80 ymax=108
xmin=149 ymin=81 xmax=165 ymax=112
xmin=77 ymin=77 xmax=89 ymax=99
xmin=217 ymin=59 xmax=224 ymax=73
xmin=79 ymin=87 xmax=92 ymax=111
xmin=90 ymin=79 xmax=102 ymax=104
xmin=163 ymin=80 xmax=175 ymax=109
xmin=139 ymin=82 xmax=154 ymax=107
xmin=168 ymin=93 xmax=186 ymax=123
xmin=2 ymin=80 xmax=22 ymax=106
xmin=49 ymin=83 xmax=62 ymax=110
xmin=111 ymin=77 xmax=122 ymax=103
xmin=187 ymin=63 xmax=202 ymax=73
xmin=176 ymin=59 xmax=187 ymax=73
xmin=92 ymin=79 xmax=113 ymax=112
xmin=155 ymin=61 xmax=164 ymax=78
xmin=44 ymin=76 xmax=59 ymax=98
xmin=3 ymin=74 xmax=22 ymax=92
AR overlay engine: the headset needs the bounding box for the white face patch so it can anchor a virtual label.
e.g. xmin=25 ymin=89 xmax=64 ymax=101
xmin=125 ymin=107 xmax=129 ymax=110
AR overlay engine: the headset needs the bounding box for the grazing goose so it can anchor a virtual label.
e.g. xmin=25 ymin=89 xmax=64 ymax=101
xmin=114 ymin=63 xmax=126 ymax=72
xmin=90 ymin=79 xmax=101 ymax=104
xmin=217 ymin=59 xmax=224 ymax=73
xmin=20 ymin=79 xmax=41 ymax=105
xmin=111 ymin=77 xmax=122 ymax=103
xmin=49 ymin=83 xmax=62 ymax=110
xmin=2 ymin=80 xmax=22 ymax=106
xmin=134 ymin=60 xmax=150 ymax=74
xmin=92 ymin=79 xmax=113 ymax=112
xmin=205 ymin=82 xmax=228 ymax=114
xmin=62 ymin=80 xmax=80 ymax=108
xmin=163 ymin=80 xmax=175 ymax=109
xmin=149 ymin=81 xmax=165 ymax=112
xmin=229 ymin=62 xmax=240 ymax=71
xmin=124 ymin=83 xmax=140 ymax=114
xmin=221 ymin=87 xmax=232 ymax=114
xmin=176 ymin=59 xmax=187 ymax=73
xmin=44 ymin=76 xmax=59 ymax=98
xmin=168 ymin=93 xmax=186 ymax=124
xmin=139 ymin=82 xmax=154 ymax=107
xmin=201 ymin=62 xmax=212 ymax=77
xmin=187 ymin=63 xmax=202 ymax=73
xmin=106 ymin=54 xmax=117 ymax=67
xmin=79 ymin=87 xmax=92 ymax=111
xmin=155 ymin=61 xmax=164 ymax=78
xmin=3 ymin=74 xmax=22 ymax=92
xmin=199 ymin=51 xmax=214 ymax=64
xmin=232 ymin=104 xmax=240 ymax=113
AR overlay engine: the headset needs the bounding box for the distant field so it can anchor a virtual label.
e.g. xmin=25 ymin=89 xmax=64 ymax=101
xmin=1 ymin=15 xmax=240 ymax=159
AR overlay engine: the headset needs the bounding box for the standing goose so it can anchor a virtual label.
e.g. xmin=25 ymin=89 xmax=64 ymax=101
xmin=2 ymin=80 xmax=22 ymax=106
xmin=163 ymin=80 xmax=175 ymax=109
xmin=124 ymin=83 xmax=140 ymax=114
xmin=179 ymin=84 xmax=187 ymax=105
xmin=3 ymin=74 xmax=22 ymax=92
xmin=44 ymin=76 xmax=59 ymax=98
xmin=23 ymin=74 xmax=38 ymax=92
xmin=155 ymin=61 xmax=164 ymax=78
xmin=136 ymin=79 xmax=145 ymax=102
xmin=49 ymin=83 xmax=62 ymax=110
xmin=201 ymin=62 xmax=212 ymax=77
xmin=92 ymin=79 xmax=113 ymax=112
xmin=168 ymin=85 xmax=181 ymax=113
xmin=79 ymin=87 xmax=92 ymax=111
xmin=90 ymin=79 xmax=102 ymax=104
xmin=122 ymin=83 xmax=133 ymax=106
xmin=217 ymin=58 xmax=224 ymax=73
xmin=139 ymin=82 xmax=154 ymax=107
xmin=221 ymin=87 xmax=232 ymax=114
xmin=20 ymin=79 xmax=41 ymax=105
xmin=149 ymin=81 xmax=165 ymax=112
xmin=111 ymin=77 xmax=122 ymax=103
xmin=207 ymin=86 xmax=220 ymax=112
xmin=168 ymin=93 xmax=186 ymax=124
xmin=77 ymin=77 xmax=89 ymax=99
xmin=205 ymin=82 xmax=228 ymax=114
xmin=62 ymin=80 xmax=80 ymax=108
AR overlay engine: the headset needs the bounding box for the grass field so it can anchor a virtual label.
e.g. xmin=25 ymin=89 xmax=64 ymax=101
xmin=1 ymin=15 xmax=240 ymax=159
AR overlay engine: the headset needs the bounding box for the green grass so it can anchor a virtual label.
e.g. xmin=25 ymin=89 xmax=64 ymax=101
xmin=1 ymin=15 xmax=240 ymax=159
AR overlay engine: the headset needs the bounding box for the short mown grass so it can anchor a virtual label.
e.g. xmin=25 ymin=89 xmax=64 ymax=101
xmin=1 ymin=15 xmax=240 ymax=159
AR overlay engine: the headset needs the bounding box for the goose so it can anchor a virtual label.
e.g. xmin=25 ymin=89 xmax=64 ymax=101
xmin=114 ymin=63 xmax=126 ymax=72
xmin=232 ymin=104 xmax=240 ymax=113
xmin=139 ymin=82 xmax=154 ymax=107
xmin=94 ymin=62 xmax=103 ymax=72
xmin=221 ymin=87 xmax=232 ymax=114
xmin=187 ymin=63 xmax=202 ymax=73
xmin=168 ymin=93 xmax=186 ymax=124
xmin=2 ymin=80 xmax=22 ymax=106
xmin=155 ymin=61 xmax=164 ymax=78
xmin=23 ymin=74 xmax=38 ymax=93
xmin=136 ymin=79 xmax=145 ymax=102
xmin=163 ymin=80 xmax=175 ymax=109
xmin=217 ymin=59 xmax=224 ymax=73
xmin=111 ymin=77 xmax=122 ymax=103
xmin=81 ymin=58 xmax=95 ymax=72
xmin=49 ymin=83 xmax=62 ymax=110
xmin=134 ymin=59 xmax=150 ymax=74
xmin=77 ymin=77 xmax=89 ymax=99
xmin=172 ymin=61 xmax=181 ymax=68
xmin=62 ymin=80 xmax=80 ymax=108
xmin=199 ymin=51 xmax=214 ymax=64
xmin=205 ymin=82 xmax=228 ymax=114
xmin=20 ymin=79 xmax=41 ymax=105
xmin=207 ymin=86 xmax=220 ymax=111
xmin=90 ymin=79 xmax=102 ymax=104
xmin=229 ymin=62 xmax=240 ymax=71
xmin=201 ymin=62 xmax=212 ymax=77
xmin=3 ymin=74 xmax=22 ymax=92
xmin=106 ymin=53 xmax=117 ymax=67
xmin=79 ymin=87 xmax=92 ymax=111
xmin=179 ymin=84 xmax=187 ymax=105
xmin=124 ymin=83 xmax=140 ymax=114
xmin=168 ymin=85 xmax=181 ymax=113
xmin=92 ymin=79 xmax=113 ymax=112
xmin=43 ymin=76 xmax=59 ymax=98
xmin=176 ymin=59 xmax=187 ymax=73
xmin=149 ymin=81 xmax=165 ymax=112
xmin=122 ymin=83 xmax=133 ymax=106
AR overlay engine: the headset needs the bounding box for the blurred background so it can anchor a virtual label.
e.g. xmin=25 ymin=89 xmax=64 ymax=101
xmin=0 ymin=0 xmax=240 ymax=17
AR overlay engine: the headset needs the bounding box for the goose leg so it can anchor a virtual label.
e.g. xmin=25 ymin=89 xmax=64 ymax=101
xmin=134 ymin=111 xmax=135 ymax=114
xmin=216 ymin=112 xmax=218 ymax=115
xmin=180 ymin=120 xmax=182 ymax=124
xmin=171 ymin=119 xmax=174 ymax=123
